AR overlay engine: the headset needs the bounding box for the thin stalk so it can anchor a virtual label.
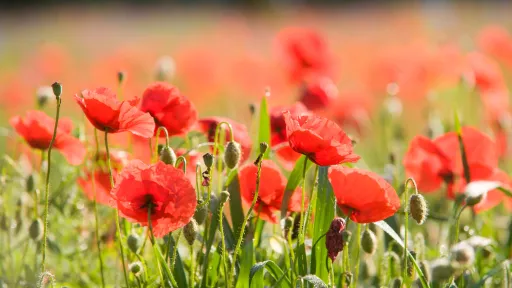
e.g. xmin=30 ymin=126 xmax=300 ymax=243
xmin=189 ymin=245 xmax=195 ymax=288
xmin=403 ymin=183 xmax=409 ymax=283
xmin=148 ymin=204 xmax=166 ymax=286
xmin=104 ymin=131 xmax=129 ymax=288
xmin=298 ymin=158 xmax=308 ymax=245
xmin=93 ymin=129 xmax=106 ymax=287
xmin=170 ymin=230 xmax=182 ymax=271
xmin=352 ymin=223 xmax=362 ymax=288
xmin=154 ymin=126 xmax=170 ymax=163
xmin=41 ymin=96 xmax=61 ymax=273
xmin=219 ymin=201 xmax=229 ymax=287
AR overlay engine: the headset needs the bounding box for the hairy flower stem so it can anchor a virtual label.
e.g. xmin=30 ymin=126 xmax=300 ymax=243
xmin=219 ymin=200 xmax=230 ymax=287
xmin=104 ymin=131 xmax=129 ymax=288
xmin=147 ymin=204 xmax=166 ymax=286
xmin=92 ymin=129 xmax=106 ymax=288
xmin=230 ymin=152 xmax=264 ymax=286
xmin=40 ymin=96 xmax=61 ymax=273
xmin=352 ymin=223 xmax=362 ymax=288
xmin=298 ymin=158 xmax=308 ymax=249
xmin=403 ymin=185 xmax=410 ymax=284
xmin=153 ymin=126 xmax=170 ymax=163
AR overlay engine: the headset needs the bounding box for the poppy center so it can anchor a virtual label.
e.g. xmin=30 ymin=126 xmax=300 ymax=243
xmin=439 ymin=171 xmax=455 ymax=184
xmin=140 ymin=194 xmax=156 ymax=214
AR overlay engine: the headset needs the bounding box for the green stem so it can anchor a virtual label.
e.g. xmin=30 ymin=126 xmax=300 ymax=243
xmin=219 ymin=201 xmax=229 ymax=287
xmin=453 ymin=204 xmax=468 ymax=244
xmin=189 ymin=245 xmax=195 ymax=288
xmin=352 ymin=223 xmax=362 ymax=288
xmin=93 ymin=129 xmax=106 ymax=288
xmin=154 ymin=126 xmax=170 ymax=163
xmin=148 ymin=204 xmax=166 ymax=286
xmin=40 ymin=97 xmax=61 ymax=273
xmin=105 ymin=131 xmax=129 ymax=288
xmin=298 ymin=158 xmax=308 ymax=245
xmin=170 ymin=230 xmax=182 ymax=271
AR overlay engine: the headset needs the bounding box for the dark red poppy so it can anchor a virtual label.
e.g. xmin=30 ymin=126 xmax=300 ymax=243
xmin=10 ymin=110 xmax=86 ymax=165
xmin=140 ymin=82 xmax=197 ymax=136
xmin=78 ymin=150 xmax=129 ymax=206
xmin=196 ymin=117 xmax=252 ymax=163
xmin=299 ymin=77 xmax=338 ymax=111
xmin=329 ymin=166 xmax=400 ymax=223
xmin=284 ymin=112 xmax=360 ymax=166
xmin=111 ymin=160 xmax=196 ymax=237
xmin=239 ymin=160 xmax=302 ymax=223
xmin=275 ymin=27 xmax=333 ymax=83
xmin=270 ymin=103 xmax=309 ymax=168
xmin=75 ymin=87 xmax=155 ymax=137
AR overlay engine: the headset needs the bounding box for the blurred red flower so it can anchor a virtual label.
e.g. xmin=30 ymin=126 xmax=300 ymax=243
xmin=477 ymin=25 xmax=512 ymax=69
xmin=270 ymin=102 xmax=309 ymax=168
xmin=75 ymin=87 xmax=155 ymax=137
xmin=472 ymin=169 xmax=512 ymax=213
xmin=140 ymin=82 xmax=197 ymax=136
xmin=239 ymin=160 xmax=303 ymax=223
xmin=284 ymin=112 xmax=360 ymax=166
xmin=197 ymin=117 xmax=252 ymax=163
xmin=329 ymin=166 xmax=400 ymax=223
xmin=464 ymin=52 xmax=507 ymax=93
xmin=111 ymin=160 xmax=196 ymax=237
xmin=78 ymin=150 xmax=129 ymax=206
xmin=10 ymin=110 xmax=86 ymax=165
xmin=299 ymin=77 xmax=338 ymax=111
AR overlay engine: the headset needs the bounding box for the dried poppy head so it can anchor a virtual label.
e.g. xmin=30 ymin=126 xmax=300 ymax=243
xmin=325 ymin=217 xmax=346 ymax=262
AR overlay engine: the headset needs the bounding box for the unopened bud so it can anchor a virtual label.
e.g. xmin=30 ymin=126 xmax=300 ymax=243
xmin=341 ymin=230 xmax=352 ymax=246
xmin=220 ymin=191 xmax=230 ymax=204
xmin=224 ymin=141 xmax=241 ymax=169
xmin=183 ymin=219 xmax=198 ymax=246
xmin=159 ymin=146 xmax=177 ymax=166
xmin=129 ymin=262 xmax=143 ymax=275
xmin=361 ymin=229 xmax=377 ymax=255
xmin=51 ymin=82 xmax=62 ymax=99
xmin=466 ymin=194 xmax=483 ymax=206
xmin=29 ymin=218 xmax=43 ymax=241
xmin=26 ymin=174 xmax=35 ymax=192
xmin=117 ymin=71 xmax=125 ymax=85
xmin=203 ymin=153 xmax=214 ymax=169
xmin=194 ymin=200 xmax=208 ymax=225
xmin=127 ymin=233 xmax=141 ymax=254
xmin=325 ymin=217 xmax=346 ymax=262
xmin=409 ymin=194 xmax=428 ymax=225
xmin=259 ymin=142 xmax=268 ymax=155
xmin=391 ymin=277 xmax=403 ymax=288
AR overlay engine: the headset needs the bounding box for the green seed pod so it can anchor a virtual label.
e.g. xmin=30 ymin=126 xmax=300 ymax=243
xmin=220 ymin=191 xmax=230 ymax=204
xmin=26 ymin=174 xmax=35 ymax=192
xmin=341 ymin=230 xmax=352 ymax=246
xmin=51 ymin=82 xmax=62 ymax=99
xmin=259 ymin=142 xmax=269 ymax=155
xmin=159 ymin=146 xmax=177 ymax=166
xmin=391 ymin=277 xmax=403 ymax=288
xmin=409 ymin=194 xmax=428 ymax=225
xmin=129 ymin=262 xmax=143 ymax=275
xmin=465 ymin=194 xmax=483 ymax=206
xmin=127 ymin=233 xmax=141 ymax=254
xmin=203 ymin=153 xmax=214 ymax=169
xmin=29 ymin=219 xmax=43 ymax=241
xmin=224 ymin=141 xmax=241 ymax=169
xmin=194 ymin=199 xmax=208 ymax=225
xmin=183 ymin=219 xmax=198 ymax=246
xmin=361 ymin=229 xmax=377 ymax=255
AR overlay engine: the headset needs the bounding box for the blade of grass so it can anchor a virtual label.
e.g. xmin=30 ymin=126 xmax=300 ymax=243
xmin=258 ymin=92 xmax=271 ymax=159
xmin=280 ymin=155 xmax=313 ymax=219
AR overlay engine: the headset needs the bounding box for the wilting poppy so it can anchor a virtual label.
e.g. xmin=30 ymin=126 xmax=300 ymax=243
xmin=111 ymin=160 xmax=196 ymax=237
xmin=78 ymin=150 xmax=129 ymax=206
xmin=140 ymin=82 xmax=197 ymax=136
xmin=10 ymin=110 xmax=86 ymax=165
xmin=284 ymin=112 xmax=360 ymax=166
xmin=75 ymin=87 xmax=155 ymax=137
xmin=196 ymin=117 xmax=252 ymax=163
xmin=329 ymin=166 xmax=400 ymax=223
xmin=239 ymin=160 xmax=302 ymax=223
xmin=270 ymin=103 xmax=309 ymax=168
xmin=299 ymin=77 xmax=338 ymax=111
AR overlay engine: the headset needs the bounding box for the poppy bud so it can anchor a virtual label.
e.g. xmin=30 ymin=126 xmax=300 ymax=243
xmin=183 ymin=219 xmax=198 ymax=246
xmin=26 ymin=174 xmax=35 ymax=192
xmin=203 ymin=153 xmax=214 ymax=169
xmin=341 ymin=272 xmax=353 ymax=287
xmin=194 ymin=200 xmax=208 ymax=225
xmin=325 ymin=217 xmax=346 ymax=262
xmin=409 ymin=194 xmax=428 ymax=225
xmin=419 ymin=260 xmax=430 ymax=282
xmin=29 ymin=218 xmax=43 ymax=241
xmin=259 ymin=142 xmax=269 ymax=155
xmin=36 ymin=86 xmax=54 ymax=108
xmin=154 ymin=56 xmax=176 ymax=81
xmin=361 ymin=229 xmax=377 ymax=255
xmin=51 ymin=82 xmax=62 ymax=99
xmin=391 ymin=277 xmax=403 ymax=288
xmin=465 ymin=194 xmax=483 ymax=206
xmin=117 ymin=71 xmax=125 ymax=85
xmin=159 ymin=146 xmax=177 ymax=166
xmin=129 ymin=262 xmax=143 ymax=275
xmin=450 ymin=242 xmax=475 ymax=266
xmin=127 ymin=233 xmax=141 ymax=254
xmin=220 ymin=191 xmax=230 ymax=204
xmin=341 ymin=230 xmax=352 ymax=246
xmin=283 ymin=216 xmax=293 ymax=238
xmin=224 ymin=141 xmax=241 ymax=169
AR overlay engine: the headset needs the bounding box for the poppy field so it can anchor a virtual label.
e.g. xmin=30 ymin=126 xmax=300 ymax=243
xmin=1 ymin=4 xmax=512 ymax=288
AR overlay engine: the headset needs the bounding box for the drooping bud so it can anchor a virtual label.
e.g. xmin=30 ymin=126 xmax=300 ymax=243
xmin=183 ymin=219 xmax=198 ymax=246
xmin=465 ymin=194 xmax=484 ymax=206
xmin=325 ymin=217 xmax=346 ymax=262
xmin=450 ymin=242 xmax=475 ymax=266
xmin=220 ymin=191 xmax=230 ymax=204
xmin=391 ymin=277 xmax=403 ymax=288
xmin=117 ymin=71 xmax=125 ymax=85
xmin=129 ymin=262 xmax=143 ymax=275
xmin=361 ymin=229 xmax=377 ymax=255
xmin=259 ymin=142 xmax=268 ymax=155
xmin=159 ymin=146 xmax=177 ymax=166
xmin=203 ymin=153 xmax=214 ymax=169
xmin=409 ymin=194 xmax=428 ymax=225
xmin=36 ymin=86 xmax=54 ymax=108
xmin=29 ymin=218 xmax=43 ymax=241
xmin=194 ymin=199 xmax=208 ymax=225
xmin=51 ymin=82 xmax=62 ymax=99
xmin=154 ymin=56 xmax=176 ymax=81
xmin=224 ymin=141 xmax=241 ymax=169
xmin=127 ymin=233 xmax=141 ymax=254
xmin=26 ymin=174 xmax=35 ymax=192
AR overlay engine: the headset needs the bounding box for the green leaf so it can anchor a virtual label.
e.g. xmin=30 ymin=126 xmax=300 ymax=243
xmin=498 ymin=186 xmax=512 ymax=198
xmin=167 ymin=235 xmax=188 ymax=287
xmin=153 ymin=244 xmax=178 ymax=287
xmin=249 ymin=260 xmax=292 ymax=288
xmin=454 ymin=110 xmax=470 ymax=183
xmin=470 ymin=260 xmax=509 ymax=288
xmin=299 ymin=275 xmax=328 ymax=288
xmin=280 ymin=155 xmax=313 ymax=218
xmin=226 ymin=169 xmax=244 ymax=241
xmin=374 ymin=221 xmax=430 ymax=288
xmin=311 ymin=166 xmax=335 ymax=282
xmin=258 ymin=94 xmax=271 ymax=159
xmin=235 ymin=242 xmax=254 ymax=288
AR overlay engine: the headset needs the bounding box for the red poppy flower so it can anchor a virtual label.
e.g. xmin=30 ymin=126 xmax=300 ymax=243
xmin=78 ymin=150 xmax=129 ymax=206
xmin=270 ymin=103 xmax=309 ymax=168
xmin=196 ymin=117 xmax=252 ymax=163
xmin=75 ymin=87 xmax=155 ymax=137
xmin=329 ymin=166 xmax=400 ymax=223
xmin=140 ymin=82 xmax=197 ymax=136
xmin=111 ymin=160 xmax=196 ymax=237
xmin=299 ymin=77 xmax=338 ymax=111
xmin=10 ymin=110 xmax=86 ymax=165
xmin=239 ymin=160 xmax=303 ymax=223
xmin=464 ymin=52 xmax=507 ymax=93
xmin=477 ymin=25 xmax=512 ymax=69
xmin=472 ymin=169 xmax=511 ymax=213
xmin=284 ymin=112 xmax=360 ymax=166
